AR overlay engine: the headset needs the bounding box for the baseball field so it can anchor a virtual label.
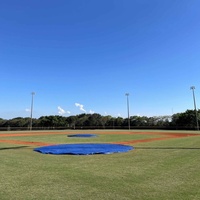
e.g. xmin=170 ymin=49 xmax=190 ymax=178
xmin=1 ymin=130 xmax=200 ymax=200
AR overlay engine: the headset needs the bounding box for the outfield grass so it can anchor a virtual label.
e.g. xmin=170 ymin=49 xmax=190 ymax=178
xmin=1 ymin=130 xmax=200 ymax=200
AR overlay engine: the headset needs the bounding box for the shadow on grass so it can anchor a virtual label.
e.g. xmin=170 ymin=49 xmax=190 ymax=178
xmin=0 ymin=146 xmax=28 ymax=151
xmin=135 ymin=147 xmax=200 ymax=150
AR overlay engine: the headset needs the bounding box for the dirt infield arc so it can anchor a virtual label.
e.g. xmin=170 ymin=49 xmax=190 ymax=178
xmin=0 ymin=131 xmax=199 ymax=147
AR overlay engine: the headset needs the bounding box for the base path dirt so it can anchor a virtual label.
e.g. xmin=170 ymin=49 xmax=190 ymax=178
xmin=0 ymin=139 xmax=54 ymax=146
xmin=116 ymin=132 xmax=198 ymax=145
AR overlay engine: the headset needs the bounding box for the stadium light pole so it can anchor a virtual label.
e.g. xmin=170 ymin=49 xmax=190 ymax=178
xmin=190 ymin=86 xmax=199 ymax=131
xmin=30 ymin=92 xmax=35 ymax=131
xmin=125 ymin=93 xmax=130 ymax=130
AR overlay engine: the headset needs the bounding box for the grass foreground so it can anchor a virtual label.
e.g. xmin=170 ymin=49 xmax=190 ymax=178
xmin=0 ymin=130 xmax=200 ymax=200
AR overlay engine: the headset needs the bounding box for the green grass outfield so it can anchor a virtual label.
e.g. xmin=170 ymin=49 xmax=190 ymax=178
xmin=1 ymin=130 xmax=200 ymax=200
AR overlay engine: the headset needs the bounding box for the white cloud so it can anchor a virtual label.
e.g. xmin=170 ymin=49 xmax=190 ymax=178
xmin=58 ymin=106 xmax=66 ymax=115
xmin=75 ymin=103 xmax=86 ymax=112
xmin=89 ymin=110 xmax=95 ymax=114
xmin=25 ymin=108 xmax=30 ymax=112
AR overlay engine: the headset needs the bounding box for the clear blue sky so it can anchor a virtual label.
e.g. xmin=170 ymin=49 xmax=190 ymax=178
xmin=1 ymin=0 xmax=200 ymax=119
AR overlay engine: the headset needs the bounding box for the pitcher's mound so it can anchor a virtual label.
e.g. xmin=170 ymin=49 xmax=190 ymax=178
xmin=34 ymin=143 xmax=133 ymax=155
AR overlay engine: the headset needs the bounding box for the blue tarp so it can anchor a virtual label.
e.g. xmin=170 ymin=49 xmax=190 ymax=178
xmin=34 ymin=143 xmax=134 ymax=155
xmin=68 ymin=134 xmax=97 ymax=137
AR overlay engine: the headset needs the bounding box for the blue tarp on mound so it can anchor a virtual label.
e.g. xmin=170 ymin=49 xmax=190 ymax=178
xmin=68 ymin=134 xmax=97 ymax=137
xmin=34 ymin=143 xmax=134 ymax=155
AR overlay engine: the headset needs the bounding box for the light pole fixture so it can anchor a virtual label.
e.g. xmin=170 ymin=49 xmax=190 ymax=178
xmin=125 ymin=93 xmax=130 ymax=130
xmin=30 ymin=92 xmax=35 ymax=131
xmin=190 ymin=86 xmax=199 ymax=131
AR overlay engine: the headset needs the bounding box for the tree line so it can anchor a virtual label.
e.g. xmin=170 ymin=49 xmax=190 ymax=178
xmin=0 ymin=109 xmax=199 ymax=130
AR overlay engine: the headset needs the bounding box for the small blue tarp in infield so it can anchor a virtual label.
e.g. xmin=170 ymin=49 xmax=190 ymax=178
xmin=68 ymin=134 xmax=97 ymax=137
xmin=34 ymin=143 xmax=134 ymax=155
